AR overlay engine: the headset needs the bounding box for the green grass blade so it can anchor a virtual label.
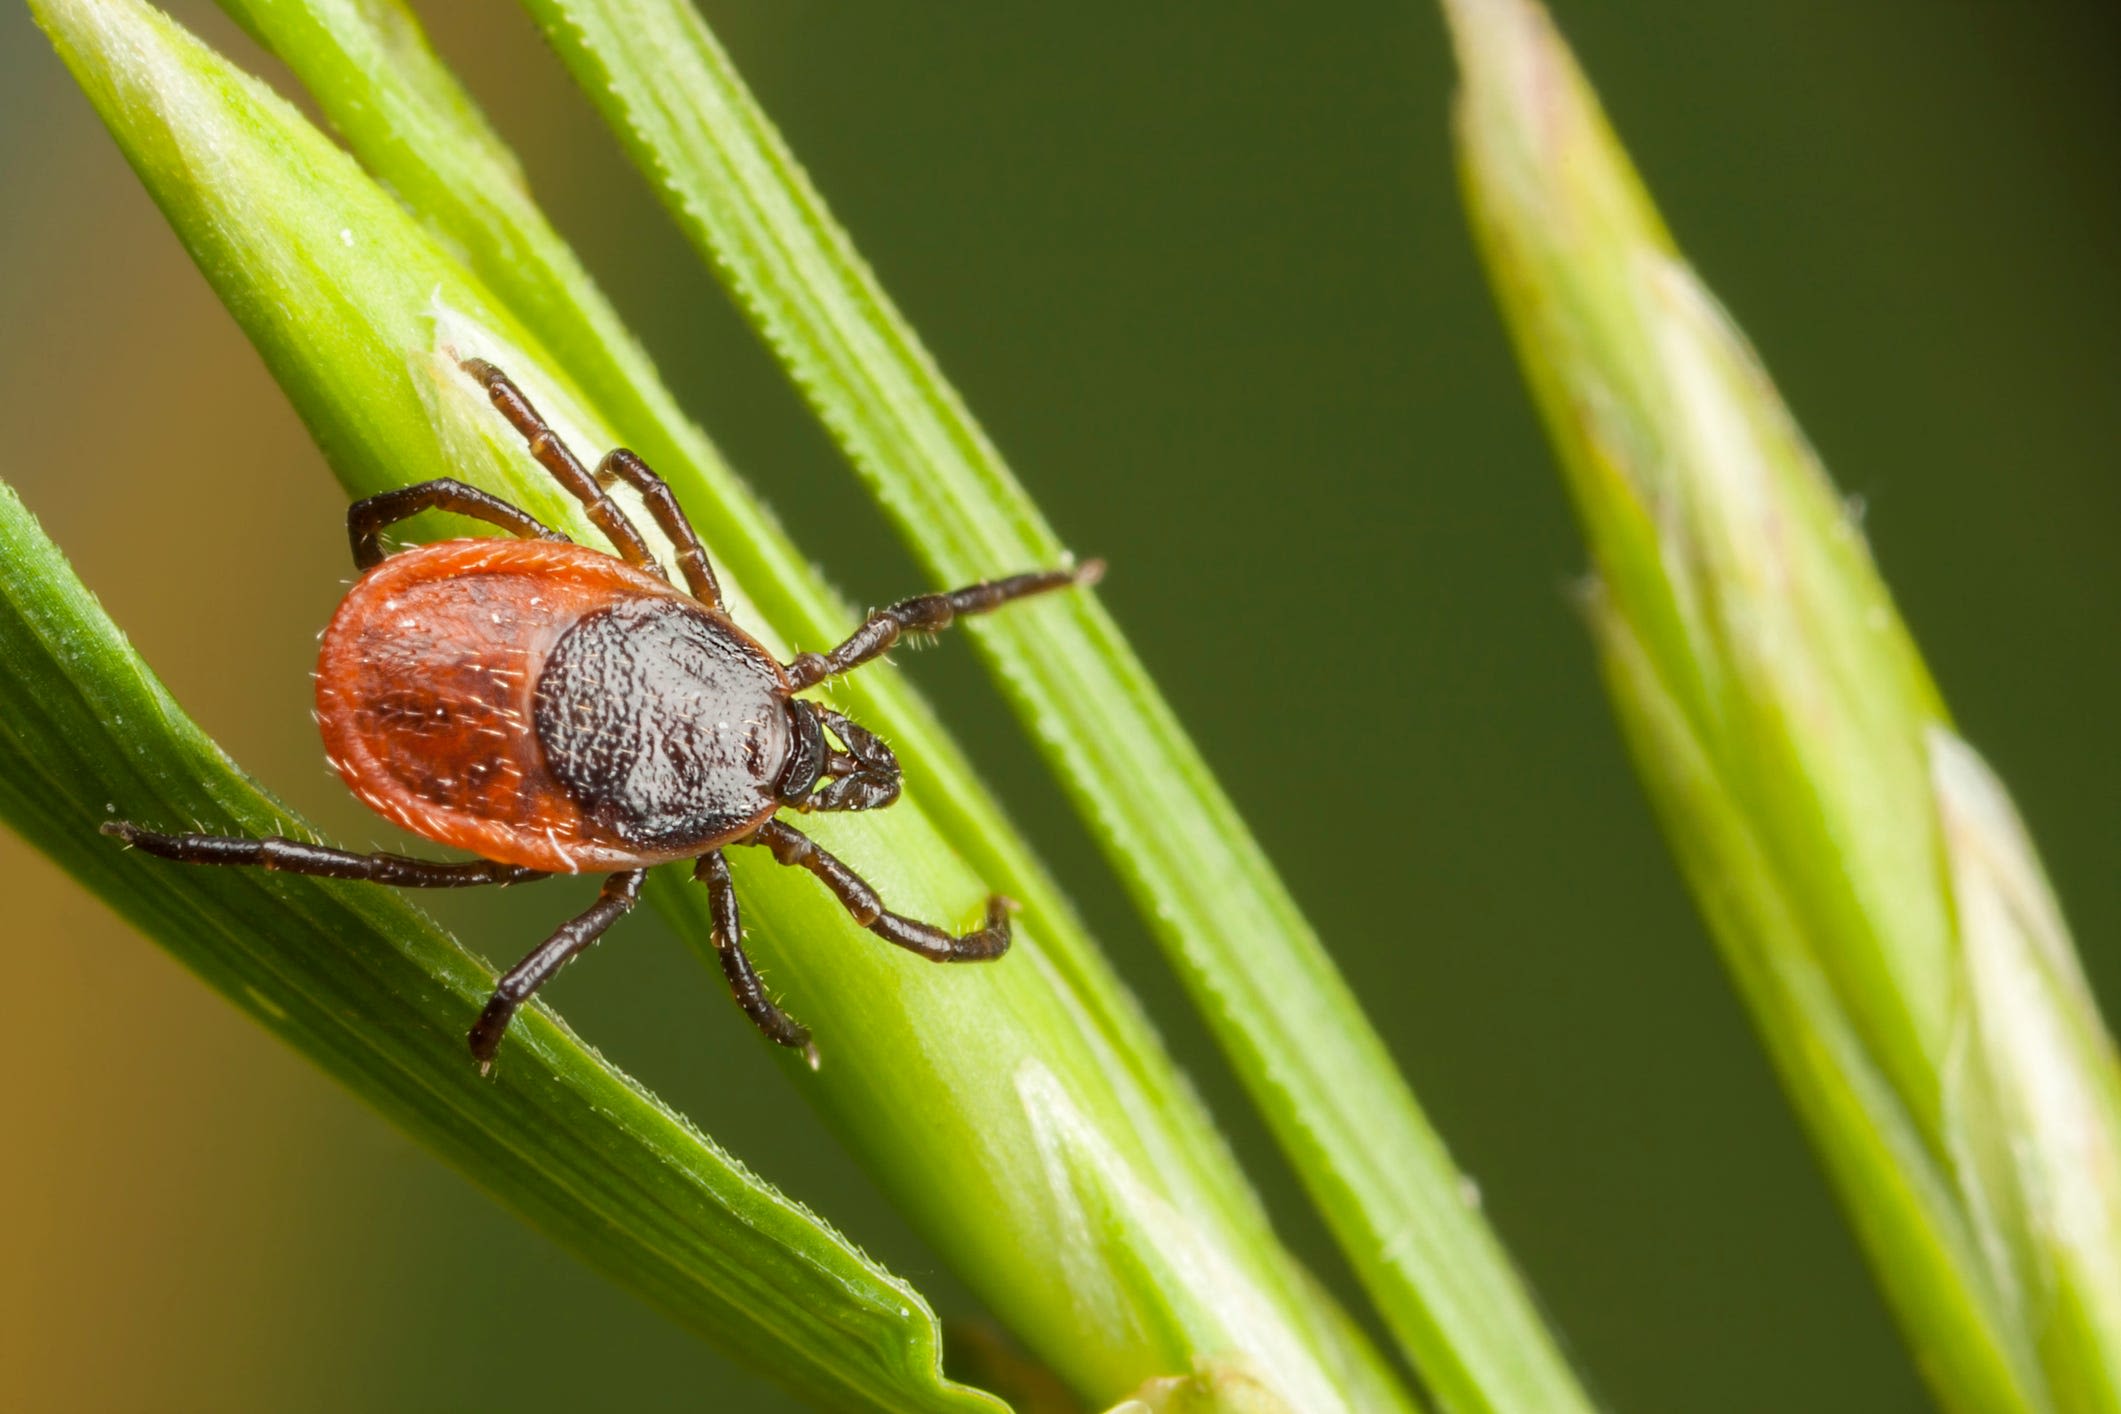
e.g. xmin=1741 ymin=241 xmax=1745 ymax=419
xmin=1444 ymin=1 xmax=2121 ymax=1409
xmin=511 ymin=2 xmax=1593 ymax=1409
xmin=29 ymin=1 xmax=1413 ymax=1407
xmin=0 ymin=473 xmax=1001 ymax=1413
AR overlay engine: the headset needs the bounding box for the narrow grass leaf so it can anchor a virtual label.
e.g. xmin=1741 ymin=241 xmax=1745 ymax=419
xmin=1445 ymin=1 xmax=2121 ymax=1408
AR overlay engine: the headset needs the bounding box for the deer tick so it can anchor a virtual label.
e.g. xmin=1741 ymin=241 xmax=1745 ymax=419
xmin=105 ymin=358 xmax=1099 ymax=1068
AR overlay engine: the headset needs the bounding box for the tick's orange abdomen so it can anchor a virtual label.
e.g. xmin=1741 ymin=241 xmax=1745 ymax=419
xmin=315 ymin=538 xmax=781 ymax=873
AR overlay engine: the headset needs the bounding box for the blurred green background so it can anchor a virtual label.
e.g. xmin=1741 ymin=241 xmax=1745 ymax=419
xmin=2 ymin=2 xmax=2114 ymax=1410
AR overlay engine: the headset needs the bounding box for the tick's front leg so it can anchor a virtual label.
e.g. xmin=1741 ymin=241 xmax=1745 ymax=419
xmin=782 ymin=561 xmax=1101 ymax=690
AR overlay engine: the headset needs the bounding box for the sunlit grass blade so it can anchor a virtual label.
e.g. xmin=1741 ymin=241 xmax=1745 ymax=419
xmin=511 ymin=2 xmax=1593 ymax=1409
xmin=0 ymin=475 xmax=1001 ymax=1414
xmin=1444 ymin=1 xmax=2121 ymax=1409
xmin=30 ymin=1 xmax=1413 ymax=1406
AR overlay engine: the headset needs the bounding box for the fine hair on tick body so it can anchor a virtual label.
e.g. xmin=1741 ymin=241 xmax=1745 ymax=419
xmin=105 ymin=358 xmax=1101 ymax=1069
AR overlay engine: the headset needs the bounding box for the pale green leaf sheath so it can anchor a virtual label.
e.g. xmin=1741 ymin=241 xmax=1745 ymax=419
xmin=0 ymin=475 xmax=997 ymax=1413
xmin=513 ymin=2 xmax=1593 ymax=1410
xmin=1444 ymin=2 xmax=2121 ymax=1410
xmin=28 ymin=1 xmax=1413 ymax=1408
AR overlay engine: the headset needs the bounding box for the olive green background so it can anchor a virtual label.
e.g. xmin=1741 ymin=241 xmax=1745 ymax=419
xmin=2 ymin=3 xmax=2115 ymax=1410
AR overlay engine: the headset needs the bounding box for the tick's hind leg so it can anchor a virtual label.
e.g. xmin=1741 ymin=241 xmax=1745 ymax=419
xmin=695 ymin=851 xmax=816 ymax=1066
xmin=783 ymin=561 xmax=1104 ymax=690
xmin=459 ymin=358 xmax=664 ymax=579
xmin=469 ymin=869 xmax=645 ymax=1066
xmin=102 ymin=821 xmax=549 ymax=887
xmin=347 ymin=478 xmax=568 ymax=571
xmin=740 ymin=819 xmax=1013 ymax=962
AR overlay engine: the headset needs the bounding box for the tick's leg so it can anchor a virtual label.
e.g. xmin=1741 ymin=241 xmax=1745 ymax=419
xmin=459 ymin=357 xmax=663 ymax=579
xmin=469 ymin=869 xmax=644 ymax=1065
xmin=783 ymin=562 xmax=1103 ymax=690
xmin=740 ymin=819 xmax=1012 ymax=962
xmin=346 ymin=478 xmax=569 ymax=571
xmin=594 ymin=449 xmax=723 ymax=611
xmin=102 ymin=822 xmax=549 ymax=887
xmin=694 ymin=851 xmax=816 ymax=1064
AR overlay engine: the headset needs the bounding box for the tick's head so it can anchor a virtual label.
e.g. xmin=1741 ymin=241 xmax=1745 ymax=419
xmin=774 ymin=697 xmax=831 ymax=805
xmin=774 ymin=700 xmax=902 ymax=814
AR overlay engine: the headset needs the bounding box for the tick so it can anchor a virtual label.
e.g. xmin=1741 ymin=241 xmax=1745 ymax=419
xmin=105 ymin=358 xmax=1098 ymax=1068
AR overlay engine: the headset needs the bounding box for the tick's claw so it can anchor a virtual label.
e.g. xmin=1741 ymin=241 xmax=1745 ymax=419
xmin=467 ymin=1002 xmax=512 ymax=1067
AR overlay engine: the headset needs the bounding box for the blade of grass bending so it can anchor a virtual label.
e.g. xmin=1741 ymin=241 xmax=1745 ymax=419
xmin=0 ymin=474 xmax=1001 ymax=1413
xmin=512 ymin=2 xmax=1593 ymax=1410
xmin=29 ymin=1 xmax=1414 ymax=1407
xmin=1444 ymin=1 xmax=2121 ymax=1409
